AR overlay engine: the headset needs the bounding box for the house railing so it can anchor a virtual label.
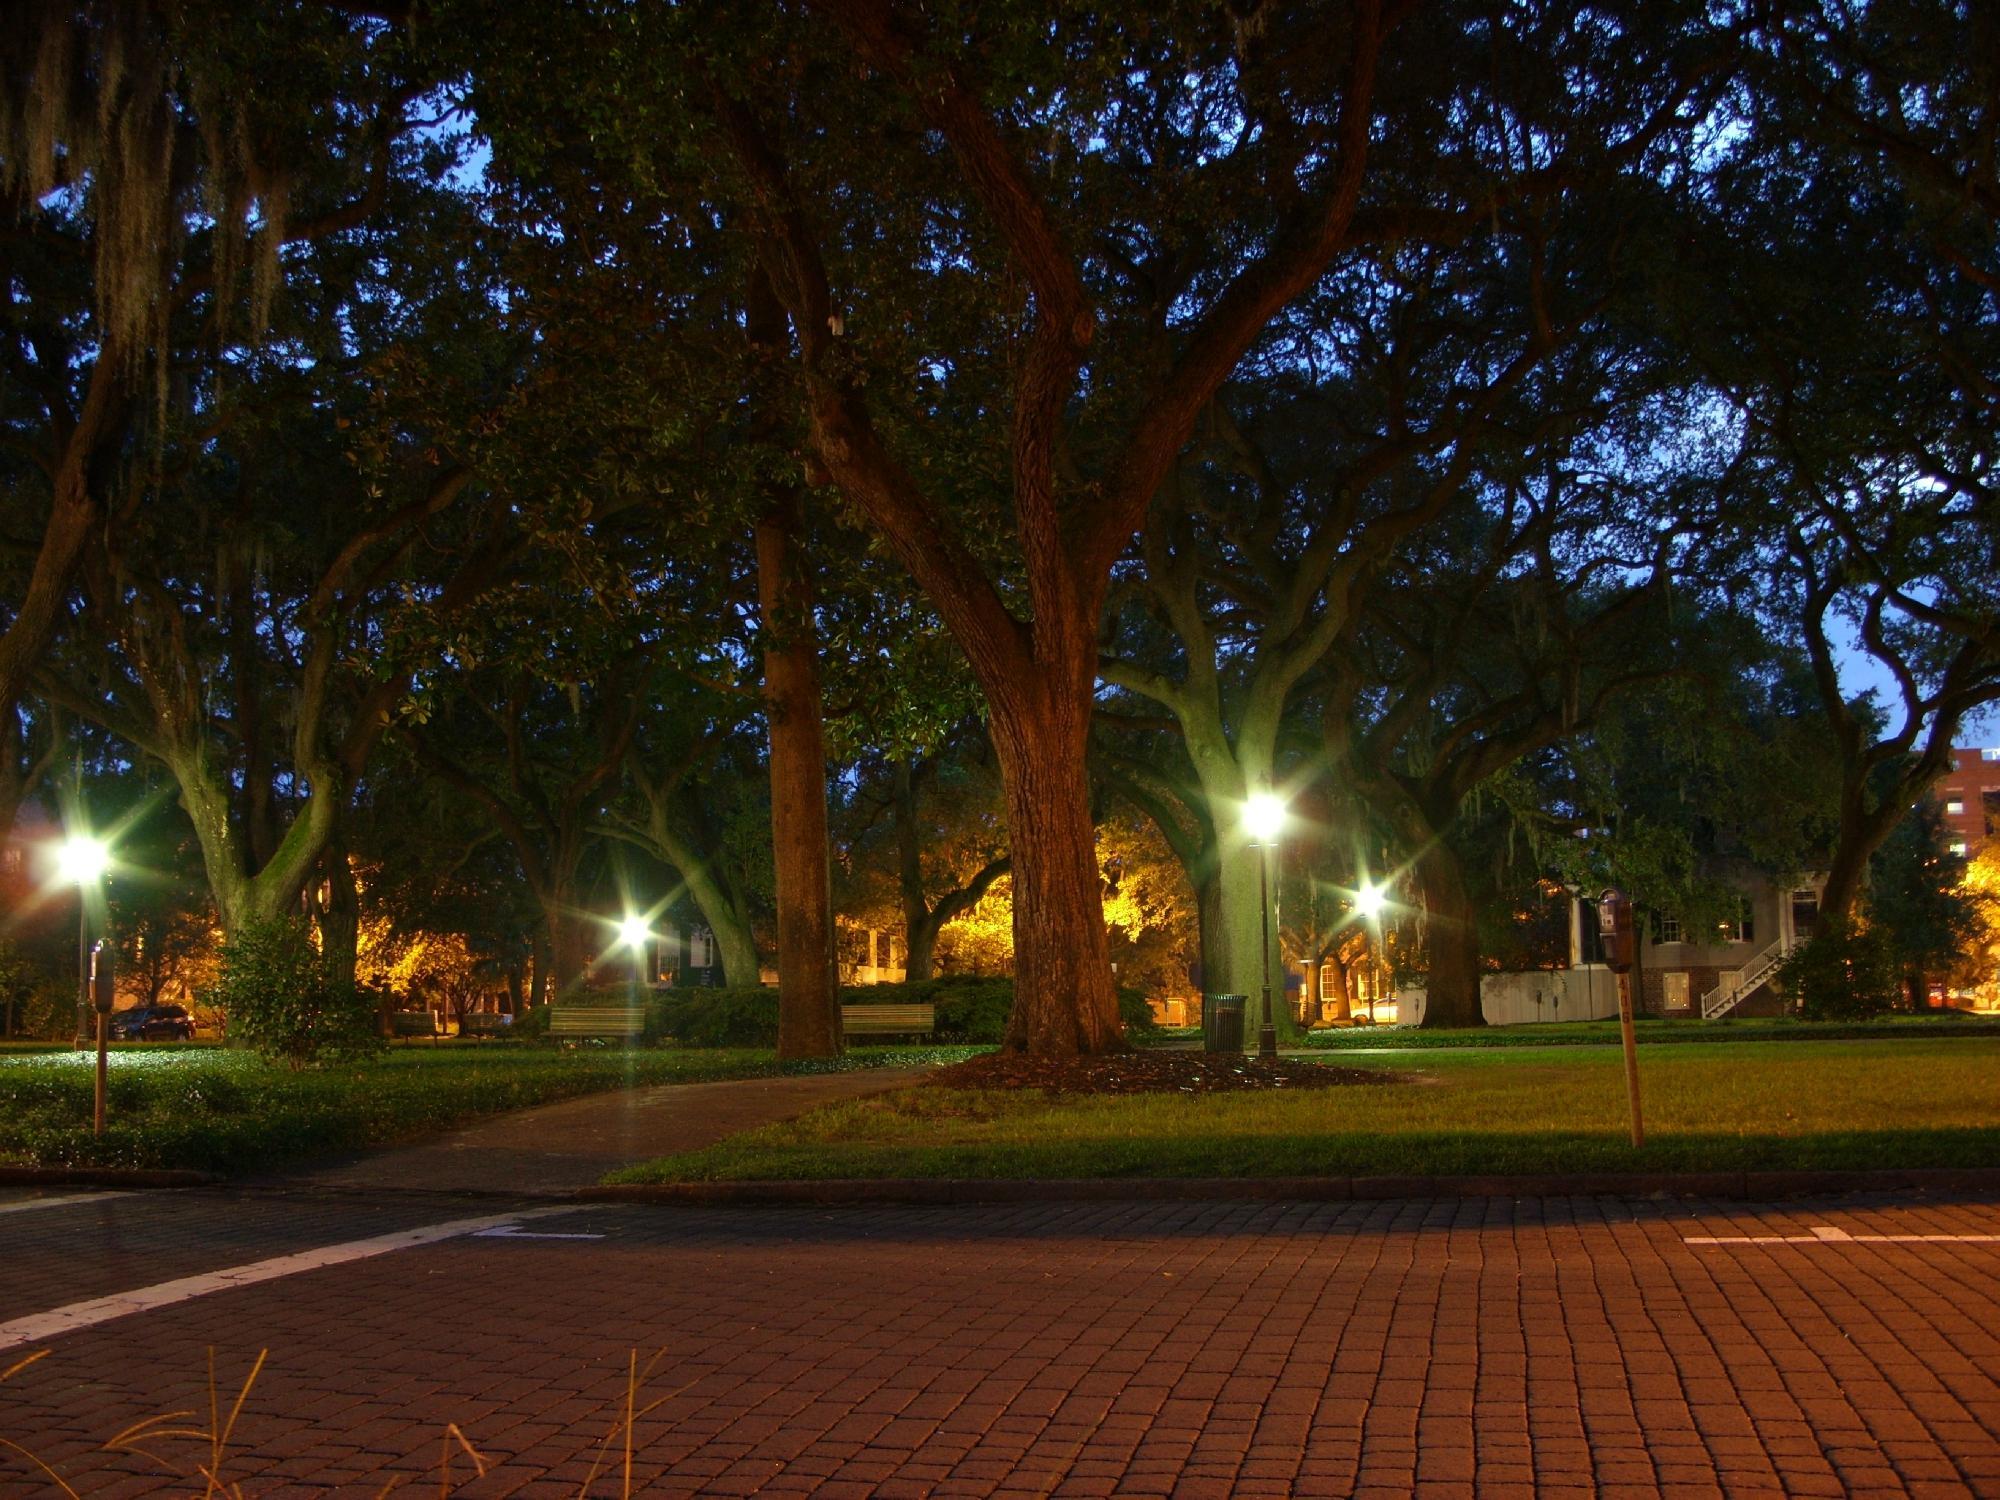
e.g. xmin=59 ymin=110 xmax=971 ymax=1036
xmin=1699 ymin=938 xmax=1793 ymax=1020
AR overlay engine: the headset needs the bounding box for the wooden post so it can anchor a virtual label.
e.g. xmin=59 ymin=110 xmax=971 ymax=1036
xmin=1598 ymin=888 xmax=1643 ymax=1149
xmin=1616 ymin=970 xmax=1643 ymax=1148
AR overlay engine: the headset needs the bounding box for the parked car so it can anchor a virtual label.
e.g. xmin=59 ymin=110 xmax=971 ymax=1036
xmin=107 ymin=1004 xmax=195 ymax=1042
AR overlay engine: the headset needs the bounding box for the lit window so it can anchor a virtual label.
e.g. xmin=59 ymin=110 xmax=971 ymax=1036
xmin=1947 ymin=800 xmax=1966 ymax=815
xmin=1951 ymin=842 xmax=1969 ymax=856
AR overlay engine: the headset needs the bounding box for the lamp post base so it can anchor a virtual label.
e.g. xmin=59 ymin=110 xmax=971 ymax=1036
xmin=1257 ymin=1024 xmax=1278 ymax=1059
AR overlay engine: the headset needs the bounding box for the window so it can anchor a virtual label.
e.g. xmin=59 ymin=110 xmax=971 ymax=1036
xmin=1950 ymin=841 xmax=1969 ymax=857
xmin=1656 ymin=914 xmax=1683 ymax=944
xmin=1716 ymin=901 xmax=1755 ymax=944
xmin=1662 ymin=973 xmax=1690 ymax=1012
xmin=1947 ymin=800 xmax=1966 ymax=815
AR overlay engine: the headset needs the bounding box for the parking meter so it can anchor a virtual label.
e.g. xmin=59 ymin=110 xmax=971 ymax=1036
xmin=90 ymin=940 xmax=114 ymax=1013
xmin=1596 ymin=888 xmax=1635 ymax=974
xmin=1597 ymin=887 xmax=1644 ymax=1146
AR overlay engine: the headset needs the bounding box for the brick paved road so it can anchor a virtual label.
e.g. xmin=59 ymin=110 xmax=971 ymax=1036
xmin=3 ymin=1188 xmax=1998 ymax=1496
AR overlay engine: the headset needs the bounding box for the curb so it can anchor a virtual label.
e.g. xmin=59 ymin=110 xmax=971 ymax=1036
xmin=0 ymin=1166 xmax=218 ymax=1189
xmin=575 ymin=1167 xmax=2000 ymax=1207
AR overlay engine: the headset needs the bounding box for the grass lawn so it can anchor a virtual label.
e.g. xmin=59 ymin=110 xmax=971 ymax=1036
xmin=0 ymin=1043 xmax=977 ymax=1175
xmin=1292 ymin=1013 xmax=2000 ymax=1049
xmin=610 ymin=1037 xmax=2000 ymax=1183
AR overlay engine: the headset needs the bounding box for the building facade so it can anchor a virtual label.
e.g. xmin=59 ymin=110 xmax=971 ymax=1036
xmin=1937 ymin=746 xmax=2000 ymax=861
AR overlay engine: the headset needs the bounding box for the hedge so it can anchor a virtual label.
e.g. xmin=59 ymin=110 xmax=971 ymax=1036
xmin=641 ymin=978 xmax=1158 ymax=1048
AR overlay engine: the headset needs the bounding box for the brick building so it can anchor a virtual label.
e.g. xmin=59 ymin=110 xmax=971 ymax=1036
xmin=1936 ymin=745 xmax=2000 ymax=861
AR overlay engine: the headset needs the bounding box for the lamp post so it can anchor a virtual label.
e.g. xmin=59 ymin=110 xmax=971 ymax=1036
xmin=57 ymin=835 xmax=109 ymax=1051
xmin=615 ymin=913 xmax=652 ymax=1000
xmin=1354 ymin=881 xmax=1385 ymax=1024
xmin=1244 ymin=792 xmax=1287 ymax=1060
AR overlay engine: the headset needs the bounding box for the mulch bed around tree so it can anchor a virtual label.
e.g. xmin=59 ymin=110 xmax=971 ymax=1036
xmin=925 ymin=1049 xmax=1401 ymax=1096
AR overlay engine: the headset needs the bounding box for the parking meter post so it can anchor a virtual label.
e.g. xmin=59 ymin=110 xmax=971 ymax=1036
xmin=91 ymin=941 xmax=109 ymax=1137
xmin=1598 ymin=889 xmax=1644 ymax=1149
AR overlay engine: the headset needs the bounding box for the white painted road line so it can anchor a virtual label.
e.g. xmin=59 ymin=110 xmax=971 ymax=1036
xmin=0 ymin=1192 xmax=134 ymax=1217
xmin=472 ymin=1225 xmax=606 ymax=1240
xmin=0 ymin=1205 xmax=579 ymax=1353
xmin=1687 ymin=1224 xmax=2000 ymax=1246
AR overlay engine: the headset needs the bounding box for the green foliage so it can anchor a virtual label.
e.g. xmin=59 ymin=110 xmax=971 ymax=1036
xmin=0 ymin=940 xmax=71 ymax=1041
xmin=644 ymin=980 xmax=1160 ymax=1048
xmin=0 ymin=1046 xmax=784 ymax=1172
xmin=1775 ymin=920 xmax=1900 ymax=1021
xmin=1868 ymin=802 xmax=1984 ymax=998
xmin=212 ymin=918 xmax=379 ymax=1067
xmin=610 ymin=1039 xmax=2000 ymax=1185
xmin=1296 ymin=1014 xmax=2000 ymax=1049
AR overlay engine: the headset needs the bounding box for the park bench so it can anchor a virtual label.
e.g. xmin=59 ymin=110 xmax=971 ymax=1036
xmin=458 ymin=1012 xmax=509 ymax=1039
xmin=839 ymin=1003 xmax=936 ymax=1039
xmin=549 ymin=1004 xmax=646 ymax=1042
xmin=389 ymin=1010 xmax=439 ymax=1041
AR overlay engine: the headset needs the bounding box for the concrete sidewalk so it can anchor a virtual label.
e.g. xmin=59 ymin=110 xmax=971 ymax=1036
xmin=265 ymin=1066 xmax=933 ymax=1195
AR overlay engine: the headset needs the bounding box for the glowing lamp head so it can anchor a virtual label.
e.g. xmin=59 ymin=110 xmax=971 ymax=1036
xmin=1243 ymin=792 xmax=1287 ymax=843
xmin=55 ymin=834 xmax=109 ymax=887
xmin=616 ymin=915 xmax=651 ymax=951
xmin=1354 ymin=883 xmax=1386 ymax=920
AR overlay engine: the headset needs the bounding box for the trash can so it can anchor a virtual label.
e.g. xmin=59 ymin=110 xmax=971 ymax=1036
xmin=1203 ymin=994 xmax=1246 ymax=1053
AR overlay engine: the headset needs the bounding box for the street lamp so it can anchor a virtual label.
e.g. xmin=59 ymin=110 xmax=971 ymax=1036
xmin=1354 ymin=881 xmax=1386 ymax=1023
xmin=57 ymin=834 xmax=109 ymax=1051
xmin=616 ymin=914 xmax=651 ymax=953
xmin=1243 ymin=792 xmax=1287 ymax=1059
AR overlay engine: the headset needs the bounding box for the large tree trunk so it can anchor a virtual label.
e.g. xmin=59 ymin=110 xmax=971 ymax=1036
xmin=529 ymin=926 xmax=551 ymax=1009
xmin=905 ymin=909 xmax=942 ymax=986
xmin=987 ymin=678 xmax=1124 ymax=1054
xmin=757 ymin=504 xmax=842 ymax=1059
xmin=1323 ymin=949 xmax=1352 ymax=1022
xmin=0 ymin=471 xmax=100 ymax=718
xmin=1183 ymin=735 xmax=1295 ymax=1046
xmin=1413 ymin=838 xmax=1484 ymax=1028
xmin=1194 ymin=866 xmax=1224 ymax=997
xmin=895 ymin=759 xmax=937 ymax=982
xmin=664 ymin=838 xmax=761 ymax=988
xmin=547 ymin=895 xmax=592 ymax=997
xmin=1817 ymin=781 xmax=1894 ymax=927
xmin=315 ymin=836 xmax=360 ymax=990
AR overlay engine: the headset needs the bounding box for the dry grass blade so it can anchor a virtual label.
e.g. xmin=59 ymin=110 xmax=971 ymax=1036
xmin=0 ymin=1435 xmax=84 ymax=1499
xmin=1 ymin=1350 xmax=82 ymax=1497
xmin=439 ymin=1421 xmax=488 ymax=1496
xmin=0 ymin=1350 xmax=52 ymax=1385
xmin=574 ymin=1347 xmax=688 ymax=1499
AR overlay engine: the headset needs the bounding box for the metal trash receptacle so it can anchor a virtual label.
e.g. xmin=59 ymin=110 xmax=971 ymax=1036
xmin=1203 ymin=994 xmax=1246 ymax=1052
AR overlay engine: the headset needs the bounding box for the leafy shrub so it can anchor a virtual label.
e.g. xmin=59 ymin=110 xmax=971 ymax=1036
xmin=211 ymin=918 xmax=380 ymax=1067
xmin=647 ymin=987 xmax=779 ymax=1047
xmin=644 ymin=978 xmax=1160 ymax=1047
xmin=1775 ymin=920 xmax=1899 ymax=1021
xmin=0 ymin=939 xmax=74 ymax=1041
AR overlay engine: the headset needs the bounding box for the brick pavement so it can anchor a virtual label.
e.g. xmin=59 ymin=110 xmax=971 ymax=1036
xmin=2 ymin=1191 xmax=1997 ymax=1496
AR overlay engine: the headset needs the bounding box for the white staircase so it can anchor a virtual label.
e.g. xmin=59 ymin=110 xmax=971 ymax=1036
xmin=1700 ymin=939 xmax=1792 ymax=1019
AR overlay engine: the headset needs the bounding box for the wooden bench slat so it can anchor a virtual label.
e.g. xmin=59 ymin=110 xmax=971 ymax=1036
xmin=840 ymin=1003 xmax=936 ymax=1035
xmin=549 ymin=1005 xmax=647 ymax=1038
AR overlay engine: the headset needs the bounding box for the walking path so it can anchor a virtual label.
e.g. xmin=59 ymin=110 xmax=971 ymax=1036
xmin=4 ymin=1189 xmax=1996 ymax=1495
xmin=264 ymin=1065 xmax=933 ymax=1195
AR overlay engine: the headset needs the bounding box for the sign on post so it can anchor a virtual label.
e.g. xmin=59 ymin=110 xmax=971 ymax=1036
xmin=1597 ymin=889 xmax=1644 ymax=1148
